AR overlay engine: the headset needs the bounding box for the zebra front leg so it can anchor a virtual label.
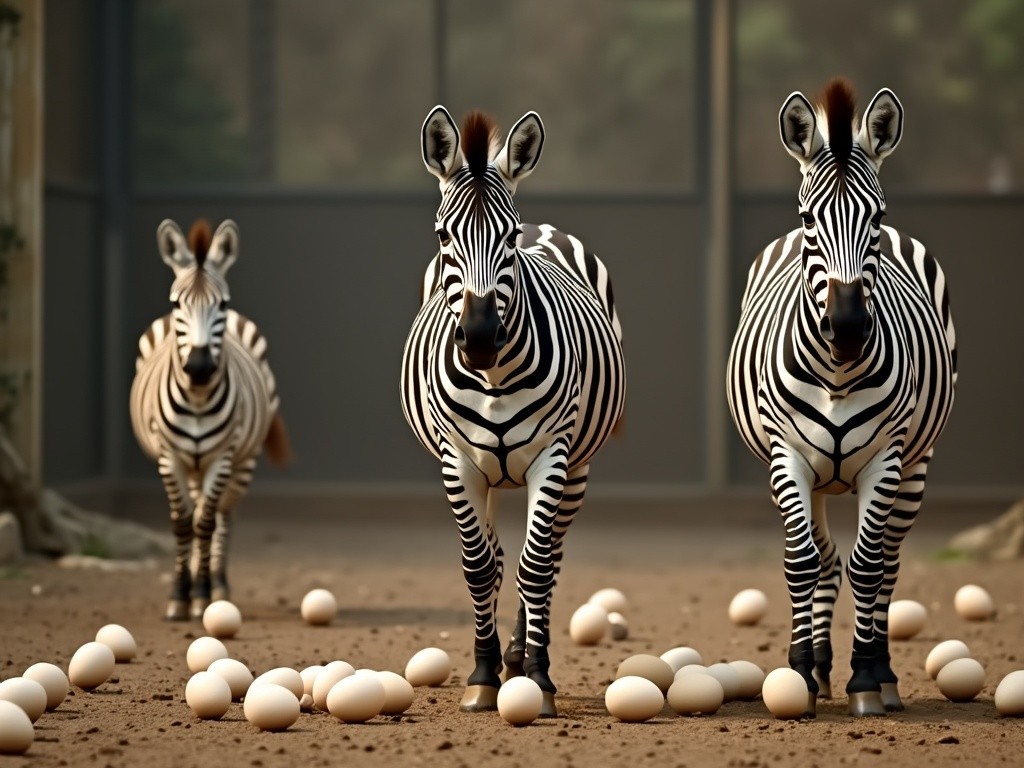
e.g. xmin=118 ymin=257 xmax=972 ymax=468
xmin=810 ymin=492 xmax=842 ymax=699
xmin=160 ymin=452 xmax=193 ymax=621
xmin=517 ymin=441 xmax=571 ymax=718
xmin=846 ymin=446 xmax=903 ymax=717
xmin=872 ymin=455 xmax=930 ymax=712
xmin=503 ymin=464 xmax=588 ymax=683
xmin=770 ymin=444 xmax=820 ymax=717
xmin=191 ymin=455 xmax=234 ymax=618
xmin=441 ymin=445 xmax=504 ymax=712
xmin=209 ymin=457 xmax=255 ymax=602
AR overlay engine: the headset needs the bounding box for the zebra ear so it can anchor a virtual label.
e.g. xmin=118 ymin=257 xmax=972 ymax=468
xmin=157 ymin=219 xmax=192 ymax=274
xmin=207 ymin=219 xmax=239 ymax=274
xmin=858 ymin=88 xmax=903 ymax=167
xmin=779 ymin=92 xmax=824 ymax=167
xmin=496 ymin=112 xmax=544 ymax=191
xmin=422 ymin=105 xmax=464 ymax=183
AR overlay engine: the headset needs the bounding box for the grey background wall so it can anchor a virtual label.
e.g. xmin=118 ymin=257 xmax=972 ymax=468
xmin=37 ymin=1 xmax=1024 ymax=511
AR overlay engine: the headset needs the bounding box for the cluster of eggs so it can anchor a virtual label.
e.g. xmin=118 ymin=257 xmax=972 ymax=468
xmin=568 ymin=588 xmax=630 ymax=645
xmin=0 ymin=623 xmax=136 ymax=755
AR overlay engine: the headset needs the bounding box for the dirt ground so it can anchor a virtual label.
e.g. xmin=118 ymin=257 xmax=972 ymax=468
xmin=1 ymin=496 xmax=1022 ymax=768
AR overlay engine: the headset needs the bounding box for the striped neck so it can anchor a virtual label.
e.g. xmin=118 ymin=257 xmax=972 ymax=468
xmin=171 ymin=355 xmax=227 ymax=407
xmin=467 ymin=257 xmax=534 ymax=387
xmin=795 ymin=280 xmax=878 ymax=393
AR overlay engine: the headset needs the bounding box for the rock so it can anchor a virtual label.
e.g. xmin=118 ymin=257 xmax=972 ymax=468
xmin=0 ymin=511 xmax=23 ymax=564
xmin=948 ymin=500 xmax=1024 ymax=561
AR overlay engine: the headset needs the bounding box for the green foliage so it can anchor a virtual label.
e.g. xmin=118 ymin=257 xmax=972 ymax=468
xmin=80 ymin=533 xmax=113 ymax=560
xmin=927 ymin=547 xmax=974 ymax=564
xmin=133 ymin=3 xmax=245 ymax=183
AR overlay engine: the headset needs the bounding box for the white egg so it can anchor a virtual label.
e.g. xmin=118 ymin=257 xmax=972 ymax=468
xmin=185 ymin=671 xmax=232 ymax=719
xmin=607 ymin=612 xmax=629 ymax=641
xmin=313 ymin=661 xmax=356 ymax=710
xmin=0 ymin=700 xmax=33 ymax=755
xmin=251 ymin=667 xmax=303 ymax=699
xmin=675 ymin=663 xmax=707 ymax=681
xmin=186 ymin=637 xmax=228 ymax=674
xmin=243 ymin=683 xmax=299 ymax=731
xmin=936 ymin=657 xmax=985 ymax=702
xmin=299 ymin=693 xmax=314 ymax=711
xmin=68 ymin=642 xmax=116 ymax=691
xmin=202 ymin=600 xmax=242 ymax=639
xmin=588 ymin=587 xmax=629 ymax=615
xmin=207 ymin=658 xmax=253 ymax=701
xmin=660 ymin=646 xmax=703 ymax=672
xmin=376 ymin=671 xmax=415 ymax=715
xmin=569 ymin=603 xmax=608 ymax=646
xmin=300 ymin=588 xmax=338 ymax=626
xmin=605 ymin=676 xmax=664 ymax=722
xmin=667 ymin=671 xmax=724 ymax=715
xmin=299 ymin=665 xmax=324 ymax=696
xmin=22 ymin=663 xmax=68 ymax=711
xmin=326 ymin=674 xmax=386 ymax=723
xmin=497 ymin=676 xmax=543 ymax=726
xmin=704 ymin=662 xmax=741 ymax=702
xmin=728 ymin=589 xmax=768 ymax=626
xmin=0 ymin=678 xmax=47 ymax=723
xmin=728 ymin=660 xmax=765 ymax=701
xmin=95 ymin=624 xmax=137 ymax=663
xmin=994 ymin=670 xmax=1024 ymax=716
xmin=888 ymin=599 xmax=928 ymax=640
xmin=615 ymin=654 xmax=675 ymax=694
xmin=761 ymin=667 xmax=808 ymax=719
xmin=925 ymin=639 xmax=971 ymax=679
xmin=404 ymin=647 xmax=451 ymax=687
xmin=954 ymin=584 xmax=994 ymax=621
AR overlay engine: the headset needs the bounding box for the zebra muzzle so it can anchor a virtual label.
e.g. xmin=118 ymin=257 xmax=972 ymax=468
xmin=455 ymin=290 xmax=507 ymax=370
xmin=821 ymin=278 xmax=872 ymax=362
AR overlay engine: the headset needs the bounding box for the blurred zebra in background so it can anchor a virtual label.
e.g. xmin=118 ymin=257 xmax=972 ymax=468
xmin=401 ymin=107 xmax=625 ymax=717
xmin=727 ymin=78 xmax=956 ymax=717
xmin=130 ymin=219 xmax=289 ymax=620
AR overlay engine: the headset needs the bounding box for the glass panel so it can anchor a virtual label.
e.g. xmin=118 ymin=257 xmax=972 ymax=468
xmin=45 ymin=0 xmax=97 ymax=184
xmin=446 ymin=0 xmax=695 ymax=192
xmin=735 ymin=0 xmax=1024 ymax=193
xmin=273 ymin=0 xmax=433 ymax=186
xmin=133 ymin=0 xmax=250 ymax=184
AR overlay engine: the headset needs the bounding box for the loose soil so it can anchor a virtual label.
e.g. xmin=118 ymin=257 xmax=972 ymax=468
xmin=1 ymin=497 xmax=1022 ymax=767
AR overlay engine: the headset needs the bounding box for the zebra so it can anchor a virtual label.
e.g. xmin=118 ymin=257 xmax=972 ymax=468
xmin=726 ymin=78 xmax=957 ymax=717
xmin=130 ymin=218 xmax=290 ymax=620
xmin=401 ymin=107 xmax=626 ymax=717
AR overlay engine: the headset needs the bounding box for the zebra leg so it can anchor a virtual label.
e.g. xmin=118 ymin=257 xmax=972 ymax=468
xmin=770 ymin=444 xmax=820 ymax=717
xmin=441 ymin=444 xmax=504 ymax=713
xmin=160 ymin=452 xmax=193 ymax=621
xmin=504 ymin=464 xmax=588 ymax=683
xmin=846 ymin=446 xmax=903 ymax=717
xmin=210 ymin=458 xmax=254 ymax=602
xmin=517 ymin=441 xmax=571 ymax=718
xmin=810 ymin=492 xmax=842 ymax=699
xmin=872 ymin=455 xmax=930 ymax=712
xmin=191 ymin=456 xmax=234 ymax=619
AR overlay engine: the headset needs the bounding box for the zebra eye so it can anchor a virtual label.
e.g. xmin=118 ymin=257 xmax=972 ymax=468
xmin=219 ymin=301 xmax=228 ymax=310
xmin=437 ymin=229 xmax=451 ymax=247
xmin=800 ymin=212 xmax=815 ymax=227
xmin=505 ymin=229 xmax=521 ymax=249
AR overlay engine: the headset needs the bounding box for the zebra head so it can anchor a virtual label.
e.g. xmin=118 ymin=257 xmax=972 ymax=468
xmin=779 ymin=78 xmax=904 ymax=363
xmin=156 ymin=218 xmax=239 ymax=387
xmin=421 ymin=105 xmax=545 ymax=370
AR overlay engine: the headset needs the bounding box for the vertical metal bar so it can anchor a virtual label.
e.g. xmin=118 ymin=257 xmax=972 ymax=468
xmin=704 ymin=0 xmax=733 ymax=491
xmin=249 ymin=0 xmax=275 ymax=182
xmin=99 ymin=0 xmax=130 ymax=489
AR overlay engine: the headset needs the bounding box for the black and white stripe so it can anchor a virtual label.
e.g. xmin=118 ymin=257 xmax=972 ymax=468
xmin=130 ymin=219 xmax=284 ymax=620
xmin=726 ymin=81 xmax=956 ymax=717
xmin=401 ymin=108 xmax=625 ymax=716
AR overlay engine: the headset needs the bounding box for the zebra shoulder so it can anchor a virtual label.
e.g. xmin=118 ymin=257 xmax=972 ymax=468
xmin=136 ymin=315 xmax=172 ymax=368
xmin=225 ymin=310 xmax=269 ymax=360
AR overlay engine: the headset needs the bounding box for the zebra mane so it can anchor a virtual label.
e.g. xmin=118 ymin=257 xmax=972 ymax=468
xmin=460 ymin=111 xmax=501 ymax=180
xmin=817 ymin=77 xmax=856 ymax=172
xmin=189 ymin=219 xmax=212 ymax=267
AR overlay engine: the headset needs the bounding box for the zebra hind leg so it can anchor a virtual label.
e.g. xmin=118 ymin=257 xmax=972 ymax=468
xmin=810 ymin=493 xmax=842 ymax=699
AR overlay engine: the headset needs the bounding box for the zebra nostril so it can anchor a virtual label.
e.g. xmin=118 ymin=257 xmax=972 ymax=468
xmin=863 ymin=313 xmax=874 ymax=339
xmin=819 ymin=316 xmax=835 ymax=341
xmin=453 ymin=325 xmax=468 ymax=349
xmin=494 ymin=324 xmax=508 ymax=349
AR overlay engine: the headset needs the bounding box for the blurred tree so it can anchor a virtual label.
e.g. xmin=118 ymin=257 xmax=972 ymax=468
xmin=133 ymin=2 xmax=245 ymax=184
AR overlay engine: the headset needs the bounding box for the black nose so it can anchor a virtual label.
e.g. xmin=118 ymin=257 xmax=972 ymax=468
xmin=455 ymin=291 xmax=507 ymax=369
xmin=183 ymin=346 xmax=216 ymax=384
xmin=820 ymin=278 xmax=872 ymax=362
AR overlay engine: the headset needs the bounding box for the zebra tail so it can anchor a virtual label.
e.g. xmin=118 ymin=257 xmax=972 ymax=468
xmin=264 ymin=412 xmax=293 ymax=468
